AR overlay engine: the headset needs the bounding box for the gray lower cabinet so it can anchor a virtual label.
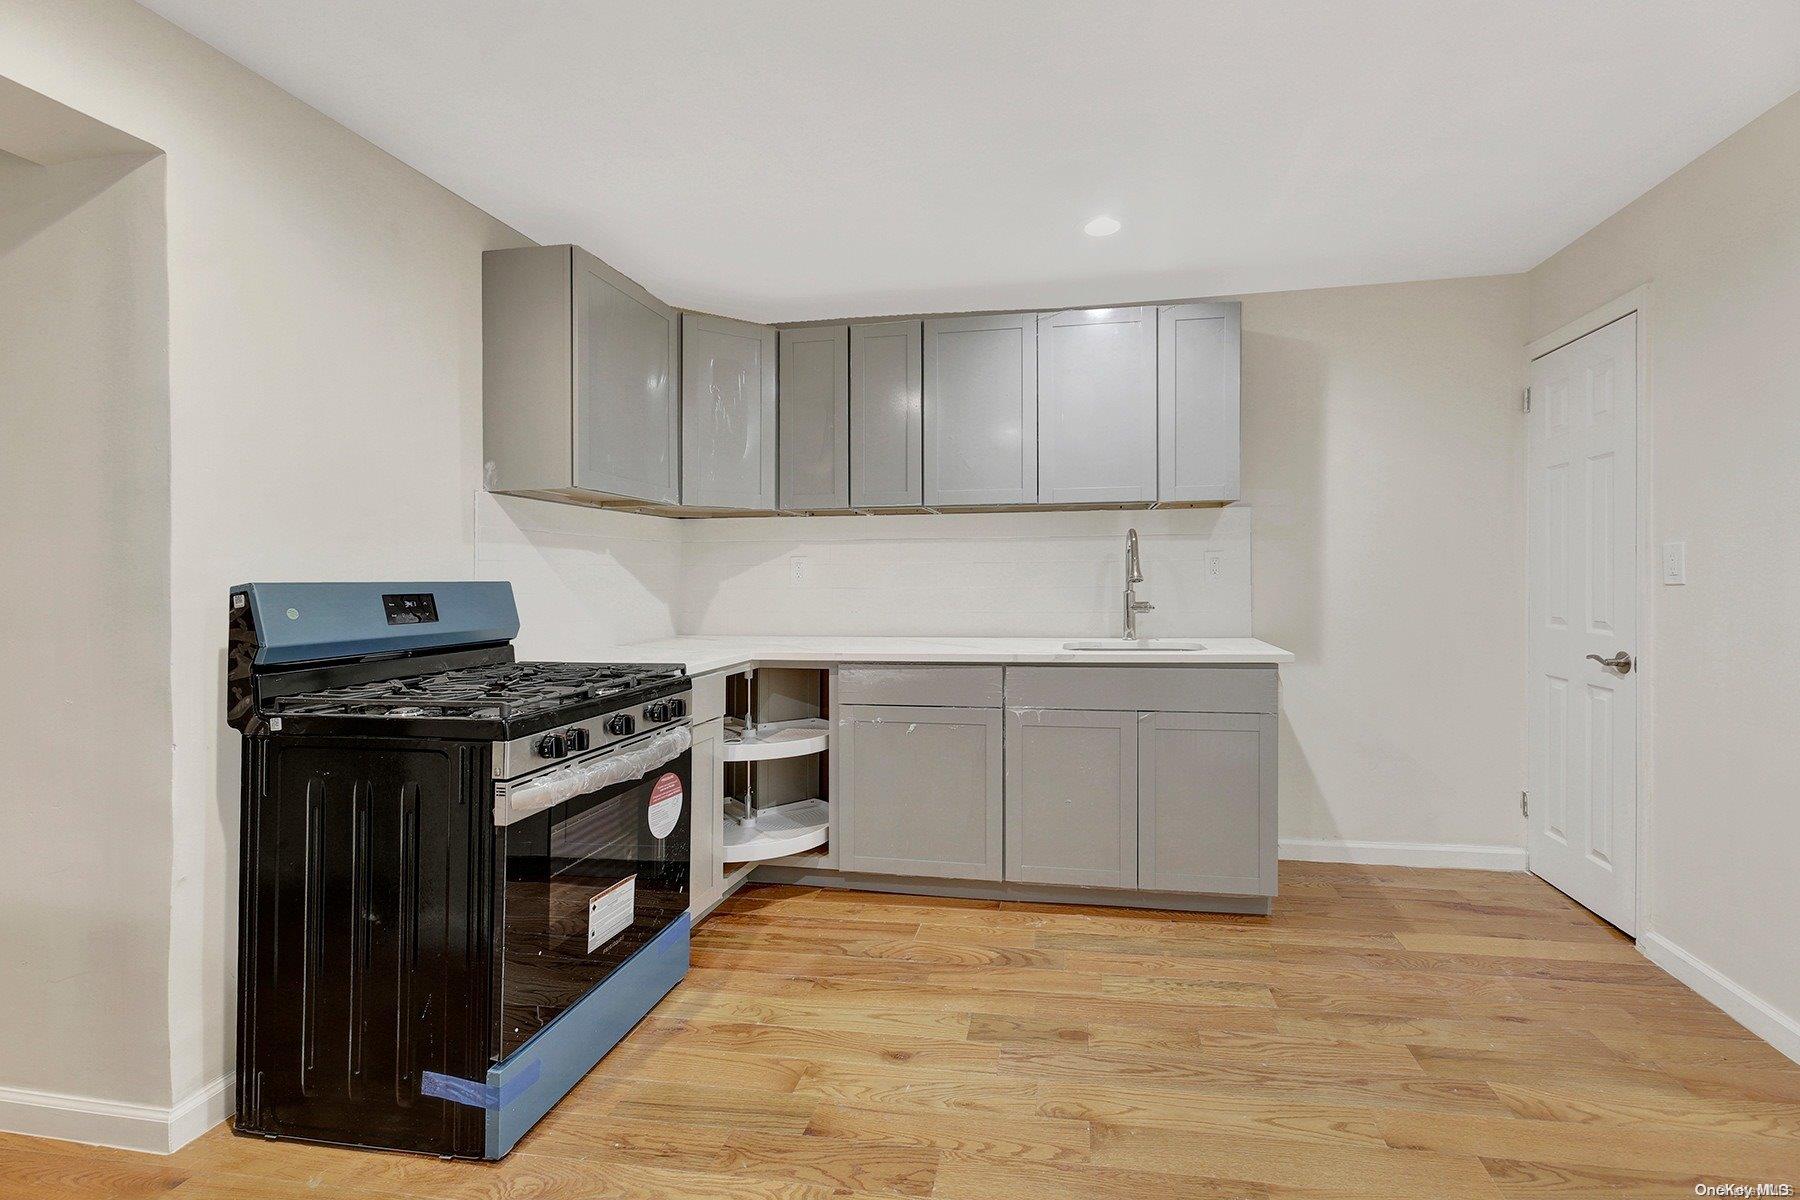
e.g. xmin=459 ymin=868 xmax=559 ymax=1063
xmin=778 ymin=325 xmax=850 ymax=510
xmin=1158 ymin=302 xmax=1241 ymax=503
xmin=1037 ymin=307 xmax=1158 ymax=503
xmin=922 ymin=313 xmax=1037 ymax=506
xmin=1138 ymin=711 xmax=1275 ymax=896
xmin=1004 ymin=708 xmax=1138 ymax=887
xmin=688 ymin=717 xmax=726 ymax=918
xmin=681 ymin=313 xmax=777 ymax=510
xmin=850 ymin=320 xmax=924 ymax=508
xmin=836 ymin=704 xmax=1003 ymax=880
xmin=483 ymin=244 xmax=681 ymax=505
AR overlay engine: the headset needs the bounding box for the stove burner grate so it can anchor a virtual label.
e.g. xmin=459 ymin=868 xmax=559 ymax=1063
xmin=268 ymin=661 xmax=683 ymax=722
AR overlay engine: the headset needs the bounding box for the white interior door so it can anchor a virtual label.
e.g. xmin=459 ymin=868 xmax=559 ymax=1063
xmin=1527 ymin=313 xmax=1638 ymax=933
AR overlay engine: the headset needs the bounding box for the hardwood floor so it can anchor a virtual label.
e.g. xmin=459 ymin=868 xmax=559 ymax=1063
xmin=5 ymin=862 xmax=1798 ymax=1198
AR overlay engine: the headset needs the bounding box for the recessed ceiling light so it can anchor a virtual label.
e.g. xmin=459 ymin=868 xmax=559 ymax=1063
xmin=1084 ymin=215 xmax=1122 ymax=237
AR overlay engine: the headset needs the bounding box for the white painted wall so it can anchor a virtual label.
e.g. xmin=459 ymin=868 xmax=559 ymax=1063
xmin=1 ymin=0 xmax=529 ymax=1146
xmin=676 ymin=507 xmax=1252 ymax=638
xmin=1528 ymin=90 xmax=1800 ymax=1053
xmin=1240 ymin=275 xmax=1530 ymax=862
xmin=0 ymin=147 xmax=171 ymax=1117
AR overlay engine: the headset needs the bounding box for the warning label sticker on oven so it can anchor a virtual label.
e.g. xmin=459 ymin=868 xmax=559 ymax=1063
xmin=588 ymin=876 xmax=634 ymax=954
xmin=647 ymin=772 xmax=683 ymax=840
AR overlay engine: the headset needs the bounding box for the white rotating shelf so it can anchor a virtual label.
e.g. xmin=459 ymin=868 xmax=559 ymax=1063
xmin=722 ymin=718 xmax=829 ymax=763
xmin=723 ymin=798 xmax=829 ymax=863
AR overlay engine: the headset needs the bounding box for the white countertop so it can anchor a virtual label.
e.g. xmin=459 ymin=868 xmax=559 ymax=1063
xmin=590 ymin=635 xmax=1293 ymax=675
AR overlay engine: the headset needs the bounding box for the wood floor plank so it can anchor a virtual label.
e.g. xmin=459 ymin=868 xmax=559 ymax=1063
xmin=804 ymin=1101 xmax=1092 ymax=1163
xmin=1089 ymin=1121 xmax=1506 ymax=1197
xmin=5 ymin=865 xmax=1798 ymax=1199
xmin=931 ymin=1154 xmax=1274 ymax=1200
xmin=1480 ymin=1155 xmax=1710 ymax=1196
xmin=0 ymin=1141 xmax=189 ymax=1200
xmin=1033 ymin=1081 xmax=1388 ymax=1148
xmin=1491 ymin=1079 xmax=1800 ymax=1141
xmin=1377 ymin=1108 xmax=1800 ymax=1180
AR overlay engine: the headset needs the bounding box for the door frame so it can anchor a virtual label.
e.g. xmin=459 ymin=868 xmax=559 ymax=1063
xmin=1524 ymin=284 xmax=1654 ymax=936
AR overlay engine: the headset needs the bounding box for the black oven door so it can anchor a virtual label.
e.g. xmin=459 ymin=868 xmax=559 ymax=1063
xmin=496 ymin=734 xmax=690 ymax=1058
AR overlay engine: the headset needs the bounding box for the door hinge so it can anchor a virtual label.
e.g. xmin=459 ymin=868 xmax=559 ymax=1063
xmin=1522 ymin=386 xmax=1532 ymax=413
xmin=1521 ymin=790 xmax=1530 ymax=817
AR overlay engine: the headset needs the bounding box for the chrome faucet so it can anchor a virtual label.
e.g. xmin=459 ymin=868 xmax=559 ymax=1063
xmin=1123 ymin=528 xmax=1154 ymax=639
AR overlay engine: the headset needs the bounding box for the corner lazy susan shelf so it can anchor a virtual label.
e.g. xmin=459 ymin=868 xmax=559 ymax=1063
xmin=721 ymin=715 xmax=830 ymax=863
xmin=720 ymin=718 xmax=830 ymax=763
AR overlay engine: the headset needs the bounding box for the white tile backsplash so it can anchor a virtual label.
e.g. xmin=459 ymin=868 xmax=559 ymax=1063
xmin=675 ymin=507 xmax=1252 ymax=638
xmin=474 ymin=493 xmax=681 ymax=658
xmin=478 ymin=494 xmax=1253 ymax=644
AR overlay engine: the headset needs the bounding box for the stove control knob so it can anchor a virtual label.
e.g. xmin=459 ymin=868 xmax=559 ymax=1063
xmin=605 ymin=714 xmax=636 ymax=737
xmin=643 ymin=700 xmax=671 ymax=723
xmin=564 ymin=726 xmax=591 ymax=753
xmin=536 ymin=733 xmax=567 ymax=759
xmin=666 ymin=698 xmax=687 ymax=719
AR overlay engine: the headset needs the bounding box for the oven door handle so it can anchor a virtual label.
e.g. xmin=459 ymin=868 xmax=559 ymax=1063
xmin=497 ymin=724 xmax=691 ymax=826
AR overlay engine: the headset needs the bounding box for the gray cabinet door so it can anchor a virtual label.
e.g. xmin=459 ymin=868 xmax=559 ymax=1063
xmin=778 ymin=325 xmax=850 ymax=510
xmin=572 ymin=248 xmax=681 ymax=504
xmin=1037 ymin=307 xmax=1158 ymax=503
xmin=1004 ymin=708 xmax=1138 ymax=887
xmin=850 ymin=320 xmax=924 ymax=508
xmin=1158 ymin=302 xmax=1241 ymax=503
xmin=1138 ymin=711 xmax=1275 ymax=895
xmin=837 ymin=704 xmax=1003 ymax=881
xmin=688 ymin=717 xmax=725 ymax=918
xmin=682 ymin=313 xmax=777 ymax=510
xmin=923 ymin=313 xmax=1037 ymax=506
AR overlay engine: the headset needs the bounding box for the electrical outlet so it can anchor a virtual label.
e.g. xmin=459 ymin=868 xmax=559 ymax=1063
xmin=1204 ymin=552 xmax=1225 ymax=583
xmin=790 ymin=556 xmax=810 ymax=586
xmin=1661 ymin=541 xmax=1687 ymax=585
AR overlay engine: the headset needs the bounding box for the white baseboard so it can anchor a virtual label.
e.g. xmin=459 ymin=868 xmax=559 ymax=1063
xmin=1280 ymin=837 xmax=1529 ymax=872
xmin=1638 ymin=932 xmax=1800 ymax=1067
xmin=0 ymin=1073 xmax=232 ymax=1154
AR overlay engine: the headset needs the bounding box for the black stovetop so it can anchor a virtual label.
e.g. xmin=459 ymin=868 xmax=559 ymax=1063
xmin=264 ymin=660 xmax=687 ymax=738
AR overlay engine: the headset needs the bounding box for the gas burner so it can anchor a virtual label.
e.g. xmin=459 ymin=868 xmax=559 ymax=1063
xmin=269 ymin=661 xmax=685 ymax=723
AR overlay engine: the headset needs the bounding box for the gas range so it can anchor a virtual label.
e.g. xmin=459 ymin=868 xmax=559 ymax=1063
xmin=225 ymin=581 xmax=695 ymax=1160
xmin=228 ymin=585 xmax=687 ymax=743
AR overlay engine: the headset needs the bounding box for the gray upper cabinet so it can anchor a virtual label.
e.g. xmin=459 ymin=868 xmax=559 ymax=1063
xmin=850 ymin=321 xmax=924 ymax=508
xmin=1138 ymin=711 xmax=1275 ymax=896
xmin=483 ymin=244 xmax=680 ymax=505
xmin=1037 ymin=307 xmax=1158 ymax=503
xmin=681 ymin=313 xmax=777 ymax=510
xmin=837 ymin=704 xmax=1004 ymax=881
xmin=923 ymin=313 xmax=1037 ymax=506
xmin=1004 ymin=708 xmax=1138 ymax=888
xmin=1158 ymin=302 xmax=1242 ymax=503
xmin=778 ymin=325 xmax=850 ymax=510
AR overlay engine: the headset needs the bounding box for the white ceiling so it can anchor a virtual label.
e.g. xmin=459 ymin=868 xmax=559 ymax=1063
xmin=143 ymin=0 xmax=1800 ymax=322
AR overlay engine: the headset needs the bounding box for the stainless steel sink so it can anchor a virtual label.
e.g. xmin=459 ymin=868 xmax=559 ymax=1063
xmin=1062 ymin=639 xmax=1207 ymax=651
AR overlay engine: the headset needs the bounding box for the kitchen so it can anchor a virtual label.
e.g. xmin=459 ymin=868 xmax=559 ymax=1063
xmin=3 ymin=2 xmax=1800 ymax=1196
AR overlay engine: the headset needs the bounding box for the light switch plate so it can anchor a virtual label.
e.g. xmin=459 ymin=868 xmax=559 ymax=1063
xmin=1661 ymin=541 xmax=1687 ymax=585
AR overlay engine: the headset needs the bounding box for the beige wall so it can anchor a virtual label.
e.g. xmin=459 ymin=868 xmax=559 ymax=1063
xmin=1240 ymin=276 xmax=1530 ymax=859
xmin=0 ymin=148 xmax=171 ymax=1111
xmin=1528 ymin=91 xmax=1800 ymax=1031
xmin=1 ymin=0 xmax=529 ymax=1137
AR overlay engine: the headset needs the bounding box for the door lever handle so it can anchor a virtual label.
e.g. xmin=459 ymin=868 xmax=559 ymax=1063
xmin=1585 ymin=651 xmax=1634 ymax=674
